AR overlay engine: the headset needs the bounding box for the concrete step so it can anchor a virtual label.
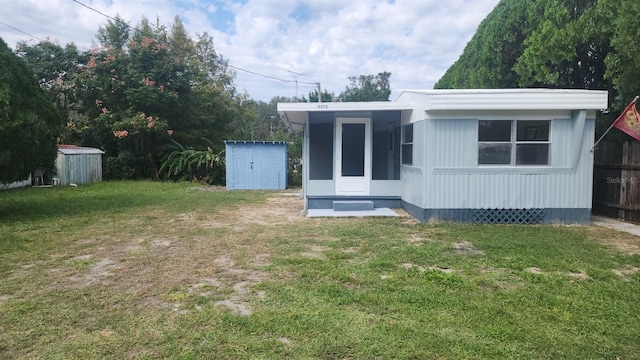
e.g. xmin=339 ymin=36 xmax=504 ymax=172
xmin=333 ymin=200 xmax=375 ymax=211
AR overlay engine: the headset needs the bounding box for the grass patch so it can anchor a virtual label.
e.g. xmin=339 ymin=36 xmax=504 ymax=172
xmin=0 ymin=181 xmax=639 ymax=359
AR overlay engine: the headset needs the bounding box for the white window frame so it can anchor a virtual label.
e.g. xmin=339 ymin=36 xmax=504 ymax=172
xmin=401 ymin=123 xmax=413 ymax=166
xmin=478 ymin=120 xmax=551 ymax=166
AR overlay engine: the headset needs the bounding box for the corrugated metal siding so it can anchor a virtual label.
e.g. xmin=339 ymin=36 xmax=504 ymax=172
xmin=225 ymin=142 xmax=287 ymax=190
xmin=56 ymin=152 xmax=103 ymax=186
xmin=421 ymin=117 xmax=595 ymax=209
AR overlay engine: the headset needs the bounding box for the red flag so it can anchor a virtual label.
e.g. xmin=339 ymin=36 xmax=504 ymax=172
xmin=613 ymin=100 xmax=640 ymax=141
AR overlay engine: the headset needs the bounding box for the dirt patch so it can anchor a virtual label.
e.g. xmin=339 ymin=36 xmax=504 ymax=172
xmin=401 ymin=263 xmax=454 ymax=274
xmin=452 ymin=241 xmax=485 ymax=256
xmin=191 ymin=186 xmax=226 ymax=192
xmin=24 ymin=192 xmax=306 ymax=317
xmin=69 ymin=257 xmax=121 ymax=287
xmin=588 ymin=226 xmax=640 ymax=255
xmin=300 ymin=245 xmax=330 ymax=260
xmin=566 ymin=270 xmax=591 ymax=282
xmin=401 ymin=263 xmax=424 ymax=271
xmin=406 ymin=234 xmax=426 ymax=245
xmin=525 ymin=267 xmax=543 ymax=274
xmin=612 ymin=265 xmax=640 ymax=281
xmin=201 ymin=194 xmax=304 ymax=231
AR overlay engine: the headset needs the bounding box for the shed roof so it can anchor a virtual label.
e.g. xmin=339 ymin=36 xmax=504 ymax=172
xmin=57 ymin=144 xmax=105 ymax=155
xmin=224 ymin=140 xmax=287 ymax=144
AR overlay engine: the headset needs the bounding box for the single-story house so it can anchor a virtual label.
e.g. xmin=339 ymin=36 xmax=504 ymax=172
xmin=277 ymin=89 xmax=609 ymax=224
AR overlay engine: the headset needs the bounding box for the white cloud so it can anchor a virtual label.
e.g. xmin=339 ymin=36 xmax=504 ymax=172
xmin=0 ymin=0 xmax=500 ymax=101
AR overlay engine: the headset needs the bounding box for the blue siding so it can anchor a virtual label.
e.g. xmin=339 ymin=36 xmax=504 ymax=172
xmin=404 ymin=111 xmax=596 ymax=210
xmin=225 ymin=142 xmax=287 ymax=190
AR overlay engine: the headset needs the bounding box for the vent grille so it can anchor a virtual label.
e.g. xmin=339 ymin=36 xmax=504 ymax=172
xmin=472 ymin=208 xmax=545 ymax=224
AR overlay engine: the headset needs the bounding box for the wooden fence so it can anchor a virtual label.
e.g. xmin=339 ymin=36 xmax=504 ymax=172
xmin=593 ymin=141 xmax=640 ymax=223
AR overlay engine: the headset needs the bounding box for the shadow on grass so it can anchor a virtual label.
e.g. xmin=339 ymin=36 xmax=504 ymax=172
xmin=0 ymin=181 xmax=249 ymax=224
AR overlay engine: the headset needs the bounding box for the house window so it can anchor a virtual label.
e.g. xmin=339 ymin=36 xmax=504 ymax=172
xmin=478 ymin=120 xmax=550 ymax=166
xmin=402 ymin=123 xmax=413 ymax=165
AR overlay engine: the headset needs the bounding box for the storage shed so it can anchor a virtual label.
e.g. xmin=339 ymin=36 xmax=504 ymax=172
xmin=278 ymin=89 xmax=609 ymax=224
xmin=56 ymin=145 xmax=104 ymax=186
xmin=225 ymin=141 xmax=287 ymax=190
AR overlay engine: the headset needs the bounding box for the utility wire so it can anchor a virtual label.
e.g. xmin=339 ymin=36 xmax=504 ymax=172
xmin=0 ymin=20 xmax=43 ymax=42
xmin=69 ymin=0 xmax=318 ymax=86
xmin=225 ymin=63 xmax=317 ymax=85
xmin=71 ymin=0 xmax=128 ymax=28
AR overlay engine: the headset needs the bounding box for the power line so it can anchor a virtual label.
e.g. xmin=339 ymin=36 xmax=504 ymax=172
xmin=71 ymin=0 xmax=127 ymax=28
xmin=70 ymin=0 xmax=143 ymax=34
xmin=0 ymin=20 xmax=43 ymax=42
xmin=69 ymin=0 xmax=319 ymax=87
xmin=226 ymin=63 xmax=316 ymax=85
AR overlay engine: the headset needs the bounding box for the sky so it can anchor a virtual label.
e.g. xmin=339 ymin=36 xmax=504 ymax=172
xmin=0 ymin=0 xmax=501 ymax=102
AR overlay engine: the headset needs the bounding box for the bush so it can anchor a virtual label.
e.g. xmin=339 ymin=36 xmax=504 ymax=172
xmin=159 ymin=147 xmax=225 ymax=185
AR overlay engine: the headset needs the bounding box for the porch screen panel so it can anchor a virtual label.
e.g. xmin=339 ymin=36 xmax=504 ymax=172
xmin=372 ymin=111 xmax=401 ymax=180
xmin=341 ymin=123 xmax=365 ymax=176
xmin=309 ymin=113 xmax=334 ymax=180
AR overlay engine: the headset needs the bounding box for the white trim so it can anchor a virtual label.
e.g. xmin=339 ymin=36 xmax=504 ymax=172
xmin=335 ymin=117 xmax=371 ymax=195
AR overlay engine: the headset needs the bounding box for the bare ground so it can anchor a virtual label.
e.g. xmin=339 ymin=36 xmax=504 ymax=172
xmin=9 ymin=190 xmax=640 ymax=316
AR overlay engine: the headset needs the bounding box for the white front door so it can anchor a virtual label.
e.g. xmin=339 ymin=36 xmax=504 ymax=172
xmin=335 ymin=117 xmax=371 ymax=195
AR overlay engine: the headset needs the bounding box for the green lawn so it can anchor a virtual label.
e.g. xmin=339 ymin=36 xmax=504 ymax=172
xmin=0 ymin=181 xmax=639 ymax=359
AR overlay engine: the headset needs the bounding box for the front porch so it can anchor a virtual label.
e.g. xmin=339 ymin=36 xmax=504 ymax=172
xmin=278 ymin=101 xmax=413 ymax=211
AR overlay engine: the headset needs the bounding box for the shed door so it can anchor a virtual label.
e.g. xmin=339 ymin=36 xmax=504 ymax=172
xmin=335 ymin=117 xmax=371 ymax=195
xmin=231 ymin=144 xmax=255 ymax=189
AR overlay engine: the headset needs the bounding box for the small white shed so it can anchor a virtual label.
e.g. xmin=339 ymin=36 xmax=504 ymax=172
xmin=56 ymin=145 xmax=104 ymax=186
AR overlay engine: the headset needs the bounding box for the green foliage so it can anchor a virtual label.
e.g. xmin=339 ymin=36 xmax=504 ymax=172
xmin=435 ymin=0 xmax=540 ymax=89
xmin=0 ymin=37 xmax=63 ymax=183
xmin=307 ymin=88 xmax=334 ymax=102
xmin=287 ymin=135 xmax=303 ymax=187
xmin=103 ymin=151 xmax=136 ymax=180
xmin=15 ymin=16 xmax=239 ymax=181
xmin=160 ymin=144 xmax=225 ymax=184
xmin=339 ymin=72 xmax=392 ymax=101
xmin=434 ymin=0 xmax=640 ymax=137
xmin=513 ymin=0 xmax=607 ymax=90
xmin=599 ymin=0 xmax=640 ymax=110
xmin=14 ymin=39 xmax=85 ymax=117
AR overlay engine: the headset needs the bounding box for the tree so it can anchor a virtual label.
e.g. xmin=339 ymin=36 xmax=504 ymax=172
xmin=513 ymin=0 xmax=607 ymax=90
xmin=73 ymin=16 xmax=181 ymax=178
xmin=15 ymin=15 xmax=241 ymax=181
xmin=16 ymin=40 xmax=87 ymax=143
xmin=0 ymin=37 xmax=62 ymax=183
xmin=339 ymin=72 xmax=392 ymax=101
xmin=434 ymin=0 xmax=611 ymax=93
xmin=598 ymin=0 xmax=640 ymax=110
xmin=307 ymin=89 xmax=334 ymax=102
xmin=434 ymin=0 xmax=542 ymax=89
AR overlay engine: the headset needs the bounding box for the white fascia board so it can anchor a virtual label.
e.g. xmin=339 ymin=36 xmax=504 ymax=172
xmin=277 ymin=101 xmax=414 ymax=129
xmin=277 ymin=101 xmax=413 ymax=112
xmin=404 ymin=89 xmax=609 ymax=111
